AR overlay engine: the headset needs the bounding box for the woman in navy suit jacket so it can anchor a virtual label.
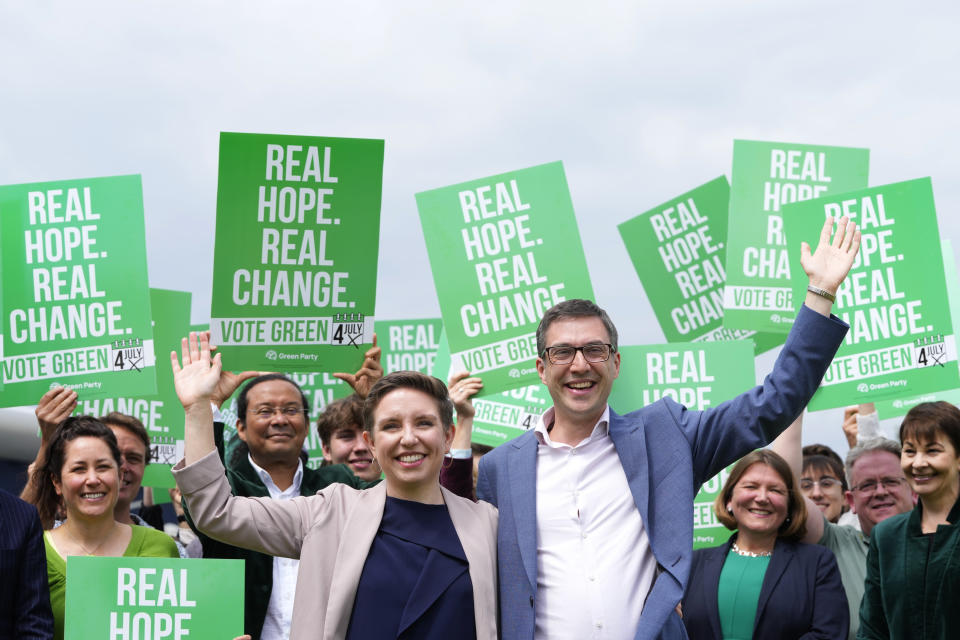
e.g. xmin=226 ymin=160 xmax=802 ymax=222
xmin=682 ymin=449 xmax=848 ymax=639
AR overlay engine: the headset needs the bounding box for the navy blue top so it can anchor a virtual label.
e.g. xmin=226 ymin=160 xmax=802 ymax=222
xmin=346 ymin=497 xmax=476 ymax=640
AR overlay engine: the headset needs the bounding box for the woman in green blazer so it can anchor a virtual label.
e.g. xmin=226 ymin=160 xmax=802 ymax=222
xmin=859 ymin=401 xmax=960 ymax=639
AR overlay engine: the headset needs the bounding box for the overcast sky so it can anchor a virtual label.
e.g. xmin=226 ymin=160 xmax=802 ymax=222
xmin=2 ymin=1 xmax=958 ymax=451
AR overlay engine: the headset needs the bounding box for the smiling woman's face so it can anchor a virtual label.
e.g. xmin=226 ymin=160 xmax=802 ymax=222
xmin=902 ymin=430 xmax=960 ymax=504
xmin=727 ymin=462 xmax=789 ymax=538
xmin=364 ymin=388 xmax=453 ymax=502
xmin=54 ymin=436 xmax=120 ymax=521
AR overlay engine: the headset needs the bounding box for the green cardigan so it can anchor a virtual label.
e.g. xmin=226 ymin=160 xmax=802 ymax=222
xmin=184 ymin=424 xmax=374 ymax=640
xmin=858 ymin=494 xmax=960 ymax=639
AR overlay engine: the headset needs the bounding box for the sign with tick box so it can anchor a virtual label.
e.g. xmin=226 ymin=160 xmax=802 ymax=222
xmin=70 ymin=289 xmax=192 ymax=489
xmin=0 ymin=175 xmax=157 ymax=407
xmin=209 ymin=132 xmax=383 ymax=371
xmin=783 ymin=178 xmax=959 ymax=409
xmin=416 ymin=161 xmax=595 ymax=395
xmin=876 ymin=239 xmax=960 ymax=417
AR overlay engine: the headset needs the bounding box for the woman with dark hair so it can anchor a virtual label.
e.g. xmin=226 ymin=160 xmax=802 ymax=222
xmin=859 ymin=401 xmax=960 ymax=639
xmin=31 ymin=416 xmax=178 ymax=640
xmin=682 ymin=449 xmax=848 ymax=639
xmin=172 ymin=333 xmax=498 ymax=640
xmin=800 ymin=446 xmax=849 ymax=524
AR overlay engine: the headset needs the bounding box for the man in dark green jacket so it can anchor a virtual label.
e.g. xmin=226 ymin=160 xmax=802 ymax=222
xmin=194 ymin=416 xmax=373 ymax=639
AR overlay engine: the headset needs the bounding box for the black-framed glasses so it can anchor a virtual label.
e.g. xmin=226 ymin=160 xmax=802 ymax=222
xmin=542 ymin=343 xmax=614 ymax=365
xmin=853 ymin=477 xmax=906 ymax=493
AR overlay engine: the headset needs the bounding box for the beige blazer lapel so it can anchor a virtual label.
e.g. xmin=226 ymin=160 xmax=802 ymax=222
xmin=323 ymin=482 xmax=387 ymax=640
xmin=444 ymin=486 xmax=498 ymax=640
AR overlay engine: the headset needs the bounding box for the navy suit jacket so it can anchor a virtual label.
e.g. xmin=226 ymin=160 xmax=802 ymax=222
xmin=0 ymin=489 xmax=54 ymax=640
xmin=682 ymin=537 xmax=849 ymax=639
xmin=476 ymin=306 xmax=848 ymax=640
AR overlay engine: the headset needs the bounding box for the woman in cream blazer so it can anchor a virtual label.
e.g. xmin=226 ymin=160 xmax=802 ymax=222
xmin=171 ymin=333 xmax=498 ymax=640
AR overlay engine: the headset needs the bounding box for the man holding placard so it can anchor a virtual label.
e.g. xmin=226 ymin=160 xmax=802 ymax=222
xmin=477 ymin=215 xmax=860 ymax=640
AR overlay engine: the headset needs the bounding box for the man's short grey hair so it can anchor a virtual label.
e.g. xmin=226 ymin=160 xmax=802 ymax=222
xmin=844 ymin=437 xmax=902 ymax=487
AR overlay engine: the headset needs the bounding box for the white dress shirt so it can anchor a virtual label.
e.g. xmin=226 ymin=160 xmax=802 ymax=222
xmin=248 ymin=454 xmax=304 ymax=640
xmin=534 ymin=407 xmax=657 ymax=640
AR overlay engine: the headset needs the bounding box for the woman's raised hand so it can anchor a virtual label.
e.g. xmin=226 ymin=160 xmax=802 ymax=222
xmin=171 ymin=332 xmax=223 ymax=410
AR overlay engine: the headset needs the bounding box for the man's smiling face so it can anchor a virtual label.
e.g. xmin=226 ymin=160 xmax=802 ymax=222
xmin=537 ymin=316 xmax=620 ymax=428
xmin=323 ymin=424 xmax=381 ymax=481
xmin=238 ymin=379 xmax=308 ymax=467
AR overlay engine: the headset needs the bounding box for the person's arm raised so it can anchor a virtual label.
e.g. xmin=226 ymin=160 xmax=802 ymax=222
xmin=769 ymin=411 xmax=826 ymax=544
xmin=171 ymin=332 xmax=223 ymax=465
xmin=171 ymin=332 xmax=312 ymax=561
xmin=448 ymin=371 xmax=482 ymax=451
xmin=333 ymin=333 xmax=383 ymax=399
xmin=800 ymin=215 xmax=861 ymax=317
xmin=20 ymin=386 xmax=78 ymax=503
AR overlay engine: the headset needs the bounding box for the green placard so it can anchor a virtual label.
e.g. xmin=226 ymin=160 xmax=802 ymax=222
xmin=693 ymin=465 xmax=735 ymax=550
xmin=784 ymin=178 xmax=959 ymax=409
xmin=220 ymin=371 xmax=352 ymax=470
xmin=375 ymin=318 xmax=443 ymax=375
xmin=432 ymin=327 xmax=548 ymax=447
xmin=618 ymin=176 xmax=781 ymax=354
xmin=209 ymin=132 xmax=383 ymax=371
xmin=470 ymin=384 xmax=551 ymax=447
xmin=608 ymin=341 xmax=755 ymax=549
xmin=608 ymin=340 xmax=756 ymax=414
xmin=0 ymin=175 xmax=157 ymax=407
xmin=65 ymin=556 xmax=243 ymax=640
xmin=876 ymin=239 xmax=960 ymax=417
xmin=78 ymin=289 xmax=192 ymax=489
xmin=724 ymin=140 xmax=869 ymax=334
xmin=416 ymin=161 xmax=595 ymax=395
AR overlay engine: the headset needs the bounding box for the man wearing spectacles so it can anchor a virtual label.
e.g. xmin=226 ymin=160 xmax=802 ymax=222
xmin=478 ymin=216 xmax=862 ymax=640
xmin=810 ymin=439 xmax=914 ymax=640
xmin=773 ymin=414 xmax=916 ymax=639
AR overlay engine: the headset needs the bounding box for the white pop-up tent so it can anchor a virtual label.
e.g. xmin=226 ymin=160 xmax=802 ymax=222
xmin=0 ymin=407 xmax=42 ymax=463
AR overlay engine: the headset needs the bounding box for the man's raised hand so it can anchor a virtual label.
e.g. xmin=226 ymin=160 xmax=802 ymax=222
xmin=800 ymin=215 xmax=861 ymax=294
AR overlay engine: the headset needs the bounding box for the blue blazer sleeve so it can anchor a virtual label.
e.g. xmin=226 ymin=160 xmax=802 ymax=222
xmin=677 ymin=306 xmax=847 ymax=487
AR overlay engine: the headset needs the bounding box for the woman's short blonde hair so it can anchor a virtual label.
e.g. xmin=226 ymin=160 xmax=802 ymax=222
xmin=713 ymin=449 xmax=808 ymax=542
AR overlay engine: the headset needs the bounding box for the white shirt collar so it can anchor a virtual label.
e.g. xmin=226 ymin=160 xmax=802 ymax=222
xmin=247 ymin=453 xmax=304 ymax=497
xmin=534 ymin=405 xmax=611 ymax=447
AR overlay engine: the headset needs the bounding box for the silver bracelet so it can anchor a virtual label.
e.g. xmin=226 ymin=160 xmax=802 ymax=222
xmin=807 ymin=284 xmax=836 ymax=303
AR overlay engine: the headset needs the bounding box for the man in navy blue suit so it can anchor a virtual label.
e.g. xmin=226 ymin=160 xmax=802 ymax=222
xmin=0 ymin=488 xmax=54 ymax=639
xmin=477 ymin=215 xmax=860 ymax=640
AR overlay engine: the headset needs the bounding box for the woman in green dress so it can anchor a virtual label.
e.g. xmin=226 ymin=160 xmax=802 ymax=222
xmin=30 ymin=416 xmax=179 ymax=640
xmin=682 ymin=449 xmax=848 ymax=639
xmin=859 ymin=401 xmax=960 ymax=639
